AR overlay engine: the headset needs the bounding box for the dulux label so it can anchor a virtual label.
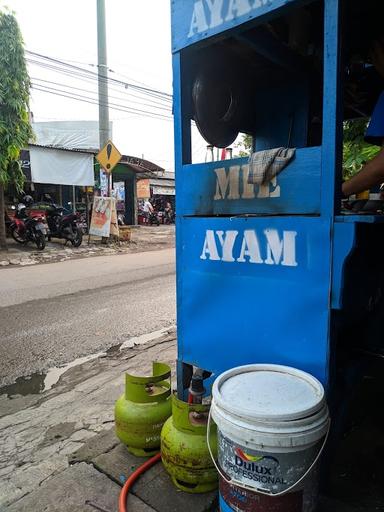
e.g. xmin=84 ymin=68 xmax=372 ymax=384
xmin=188 ymin=0 xmax=273 ymax=38
xmin=217 ymin=432 xmax=317 ymax=495
xmin=218 ymin=433 xmax=289 ymax=492
xmin=200 ymin=229 xmax=298 ymax=267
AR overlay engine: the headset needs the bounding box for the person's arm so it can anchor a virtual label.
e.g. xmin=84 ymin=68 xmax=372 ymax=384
xmin=342 ymin=147 xmax=384 ymax=197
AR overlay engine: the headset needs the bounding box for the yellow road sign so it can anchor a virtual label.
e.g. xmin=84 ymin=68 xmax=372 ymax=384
xmin=96 ymin=140 xmax=122 ymax=173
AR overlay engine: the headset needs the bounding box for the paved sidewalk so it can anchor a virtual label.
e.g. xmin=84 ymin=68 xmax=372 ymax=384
xmin=0 ymin=329 xmax=180 ymax=511
xmin=0 ymin=327 xmax=381 ymax=511
xmin=0 ymin=328 xmax=216 ymax=512
xmin=0 ymin=225 xmax=175 ymax=268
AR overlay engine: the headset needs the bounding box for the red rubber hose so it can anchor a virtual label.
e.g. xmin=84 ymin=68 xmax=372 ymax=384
xmin=118 ymin=452 xmax=161 ymax=512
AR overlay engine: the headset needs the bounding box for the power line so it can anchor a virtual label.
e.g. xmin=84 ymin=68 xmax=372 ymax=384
xmin=31 ymin=77 xmax=172 ymax=113
xmin=58 ymin=57 xmax=164 ymax=90
xmin=26 ymin=49 xmax=174 ymax=124
xmin=31 ymin=83 xmax=173 ymax=122
xmin=26 ymin=56 xmax=173 ymax=109
xmin=32 ymin=84 xmax=172 ymax=120
xmin=47 ymin=55 xmax=161 ymax=91
xmin=26 ymin=50 xmax=172 ymax=100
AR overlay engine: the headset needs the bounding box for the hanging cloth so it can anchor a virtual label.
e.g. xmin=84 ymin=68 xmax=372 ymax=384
xmin=248 ymin=147 xmax=296 ymax=185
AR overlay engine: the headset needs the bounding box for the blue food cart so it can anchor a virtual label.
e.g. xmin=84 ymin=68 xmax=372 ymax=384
xmin=171 ymin=0 xmax=384 ymax=482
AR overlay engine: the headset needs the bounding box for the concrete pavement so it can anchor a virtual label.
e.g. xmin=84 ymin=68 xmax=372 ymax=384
xmin=0 ymin=331 xmax=178 ymax=510
xmin=0 ymin=329 xmax=375 ymax=512
xmin=0 ymin=248 xmax=175 ymax=307
xmin=0 ymin=249 xmax=175 ymax=387
xmin=0 ymin=329 xmax=217 ymax=512
xmin=0 ymin=307 xmax=380 ymax=511
xmin=0 ymin=225 xmax=175 ymax=268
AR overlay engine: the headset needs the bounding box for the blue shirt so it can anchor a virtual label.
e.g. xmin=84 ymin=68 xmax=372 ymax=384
xmin=365 ymin=91 xmax=384 ymax=146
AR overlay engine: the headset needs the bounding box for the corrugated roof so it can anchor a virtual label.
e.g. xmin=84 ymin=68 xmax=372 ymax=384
xmin=120 ymin=154 xmax=165 ymax=175
xmin=29 ymin=143 xmax=95 ymax=155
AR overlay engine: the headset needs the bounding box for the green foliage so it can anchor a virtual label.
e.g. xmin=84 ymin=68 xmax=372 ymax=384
xmin=343 ymin=119 xmax=380 ymax=180
xmin=236 ymin=133 xmax=253 ymax=157
xmin=0 ymin=9 xmax=33 ymax=192
xmin=236 ymin=123 xmax=378 ymax=179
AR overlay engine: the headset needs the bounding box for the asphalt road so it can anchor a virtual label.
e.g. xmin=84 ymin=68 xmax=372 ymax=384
xmin=0 ymin=249 xmax=176 ymax=386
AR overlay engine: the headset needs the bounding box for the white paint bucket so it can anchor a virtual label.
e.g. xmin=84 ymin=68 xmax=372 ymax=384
xmin=208 ymin=364 xmax=330 ymax=512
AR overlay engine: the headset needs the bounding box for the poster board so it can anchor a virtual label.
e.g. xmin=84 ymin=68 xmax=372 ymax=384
xmin=110 ymin=198 xmax=119 ymax=237
xmin=137 ymin=179 xmax=150 ymax=199
xmin=89 ymin=197 xmax=119 ymax=238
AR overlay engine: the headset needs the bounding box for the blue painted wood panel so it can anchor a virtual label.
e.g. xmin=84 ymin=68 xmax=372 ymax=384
xmin=334 ymin=215 xmax=384 ymax=224
xmin=171 ymin=0 xmax=311 ymax=53
xmin=321 ymin=0 xmax=342 ymax=217
xmin=179 ymin=146 xmax=321 ymax=215
xmin=176 ymin=216 xmax=331 ymax=384
xmin=253 ymin=80 xmax=309 ymax=150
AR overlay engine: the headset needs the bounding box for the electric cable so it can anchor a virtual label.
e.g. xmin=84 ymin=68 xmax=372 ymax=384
xmin=31 ymin=77 xmax=172 ymax=113
xmin=27 ymin=58 xmax=172 ymax=109
xmin=26 ymin=49 xmax=174 ymax=125
xmin=31 ymin=86 xmax=172 ymax=121
xmin=28 ymin=59 xmax=171 ymax=105
xmin=26 ymin=50 xmax=172 ymax=100
xmin=31 ymin=84 xmax=173 ymax=121
xmin=26 ymin=50 xmax=172 ymax=97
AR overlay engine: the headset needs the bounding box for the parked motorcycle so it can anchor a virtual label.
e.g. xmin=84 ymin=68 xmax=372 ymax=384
xmin=164 ymin=209 xmax=175 ymax=224
xmin=148 ymin=211 xmax=160 ymax=226
xmin=43 ymin=203 xmax=83 ymax=247
xmin=10 ymin=201 xmax=47 ymax=250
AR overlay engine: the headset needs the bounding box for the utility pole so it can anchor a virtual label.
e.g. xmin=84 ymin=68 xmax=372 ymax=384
xmin=96 ymin=0 xmax=111 ymax=195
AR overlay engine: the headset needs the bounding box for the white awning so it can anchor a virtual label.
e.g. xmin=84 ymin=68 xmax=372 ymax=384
xmin=29 ymin=146 xmax=94 ymax=186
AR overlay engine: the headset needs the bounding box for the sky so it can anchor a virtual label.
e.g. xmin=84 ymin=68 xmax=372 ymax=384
xmin=2 ymin=0 xmax=205 ymax=172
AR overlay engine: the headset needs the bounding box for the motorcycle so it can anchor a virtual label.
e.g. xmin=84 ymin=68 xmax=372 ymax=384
xmin=164 ymin=209 xmax=175 ymax=224
xmin=148 ymin=211 xmax=160 ymax=226
xmin=43 ymin=203 xmax=83 ymax=247
xmin=10 ymin=203 xmax=47 ymax=250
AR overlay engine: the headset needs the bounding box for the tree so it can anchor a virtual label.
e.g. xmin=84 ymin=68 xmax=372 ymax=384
xmin=0 ymin=10 xmax=33 ymax=249
xmin=235 ymin=133 xmax=253 ymax=157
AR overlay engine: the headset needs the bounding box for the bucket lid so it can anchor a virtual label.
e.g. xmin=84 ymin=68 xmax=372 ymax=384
xmin=213 ymin=364 xmax=326 ymax=422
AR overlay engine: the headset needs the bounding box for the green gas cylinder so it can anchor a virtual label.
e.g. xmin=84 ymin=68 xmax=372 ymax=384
xmin=115 ymin=362 xmax=172 ymax=457
xmin=161 ymin=394 xmax=218 ymax=493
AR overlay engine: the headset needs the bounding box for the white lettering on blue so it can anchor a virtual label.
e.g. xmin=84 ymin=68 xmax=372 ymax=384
xmin=237 ymin=230 xmax=263 ymax=263
xmin=188 ymin=0 xmax=273 ymax=38
xmin=200 ymin=229 xmax=298 ymax=267
xmin=216 ymin=230 xmax=238 ymax=262
xmin=200 ymin=230 xmax=220 ymax=260
xmin=214 ymin=166 xmax=240 ymax=200
xmin=188 ymin=1 xmax=209 ymax=38
xmin=214 ymin=165 xmax=281 ymax=200
xmin=225 ymin=0 xmax=252 ymax=21
xmin=264 ymin=229 xmax=297 ymax=266
xmin=205 ymin=0 xmax=224 ymax=28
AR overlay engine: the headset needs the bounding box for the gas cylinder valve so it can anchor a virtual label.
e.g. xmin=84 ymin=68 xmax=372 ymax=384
xmin=188 ymin=368 xmax=206 ymax=404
